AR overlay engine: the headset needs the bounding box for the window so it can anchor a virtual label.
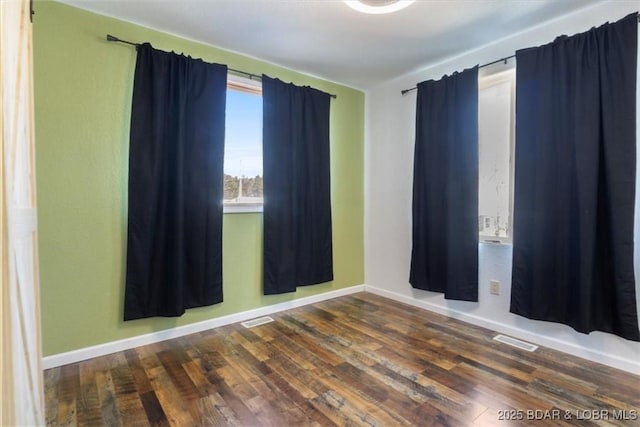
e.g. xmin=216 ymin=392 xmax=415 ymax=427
xmin=478 ymin=67 xmax=515 ymax=243
xmin=224 ymin=74 xmax=263 ymax=213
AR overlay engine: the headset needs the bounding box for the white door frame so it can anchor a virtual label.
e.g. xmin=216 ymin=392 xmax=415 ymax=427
xmin=1 ymin=0 xmax=45 ymax=424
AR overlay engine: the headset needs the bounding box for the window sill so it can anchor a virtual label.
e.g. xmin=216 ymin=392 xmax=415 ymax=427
xmin=480 ymin=238 xmax=512 ymax=246
xmin=224 ymin=203 xmax=263 ymax=214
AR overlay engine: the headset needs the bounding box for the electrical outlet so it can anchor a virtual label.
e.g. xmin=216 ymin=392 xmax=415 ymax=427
xmin=490 ymin=280 xmax=500 ymax=295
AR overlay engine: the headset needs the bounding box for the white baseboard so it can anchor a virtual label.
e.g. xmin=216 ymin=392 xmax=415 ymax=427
xmin=44 ymin=283 xmax=640 ymax=375
xmin=364 ymin=285 xmax=640 ymax=375
xmin=42 ymin=285 xmax=365 ymax=369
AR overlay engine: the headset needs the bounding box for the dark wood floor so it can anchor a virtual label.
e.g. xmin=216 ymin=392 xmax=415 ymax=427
xmin=45 ymin=293 xmax=640 ymax=426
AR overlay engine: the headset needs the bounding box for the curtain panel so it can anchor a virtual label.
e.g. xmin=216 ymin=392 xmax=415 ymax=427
xmin=124 ymin=44 xmax=227 ymax=320
xmin=262 ymin=76 xmax=333 ymax=295
xmin=511 ymin=13 xmax=639 ymax=341
xmin=410 ymin=67 xmax=479 ymax=301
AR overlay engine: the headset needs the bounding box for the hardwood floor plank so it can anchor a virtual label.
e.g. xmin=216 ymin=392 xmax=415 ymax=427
xmin=369 ymin=362 xmax=483 ymax=424
xmin=57 ymin=364 xmax=80 ymax=403
xmin=145 ymin=365 xmax=194 ymax=426
xmin=595 ymin=383 xmax=640 ymax=408
xmin=527 ymin=379 xmax=630 ymax=427
xmin=44 ymin=367 xmax=60 ymax=426
xmin=282 ymin=308 xmax=485 ymax=424
xmin=264 ymin=325 xmax=333 ymax=371
xmin=229 ymin=330 xmax=272 ymax=362
xmin=262 ymin=352 xmax=323 ymax=399
xmin=453 ymin=363 xmax=554 ymax=409
xmin=222 ymin=340 xmax=314 ymax=423
xmin=111 ymin=364 xmax=149 ymax=426
xmin=279 ymin=313 xmax=380 ymax=367
xmin=262 ymin=323 xmax=344 ymax=367
xmin=156 ymin=350 xmax=201 ymax=410
xmin=200 ymin=364 xmax=263 ymax=426
xmin=138 ymin=391 xmax=168 ymax=426
xmin=94 ymin=369 xmax=121 ymax=426
xmin=454 ymin=355 xmax=530 ymax=386
xmin=182 ymin=358 xmax=220 ymax=398
xmin=293 ymin=309 xmax=384 ymax=352
xmin=311 ymin=388 xmax=395 ymax=427
xmin=44 ymin=292 xmax=640 ymax=426
xmin=76 ymin=360 xmax=102 ymax=427
xmin=328 ymin=309 xmax=459 ymax=370
xmin=195 ymin=394 xmax=240 ymax=426
xmin=262 ymin=368 xmax=337 ymax=426
xmin=56 ymin=398 xmax=77 ymax=427
xmin=215 ymin=364 xmax=280 ymax=426
xmin=533 ymin=366 xmax=598 ymax=397
xmin=317 ymin=366 xmax=414 ymax=426
xmin=331 ymin=362 xmax=436 ymax=426
xmin=124 ymin=349 xmax=154 ymax=395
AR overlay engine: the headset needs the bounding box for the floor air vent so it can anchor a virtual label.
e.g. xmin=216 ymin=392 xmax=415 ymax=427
xmin=241 ymin=316 xmax=274 ymax=328
xmin=493 ymin=334 xmax=538 ymax=352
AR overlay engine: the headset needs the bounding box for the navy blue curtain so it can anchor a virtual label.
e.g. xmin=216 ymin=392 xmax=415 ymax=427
xmin=124 ymin=44 xmax=227 ymax=320
xmin=262 ymin=76 xmax=333 ymax=295
xmin=410 ymin=67 xmax=479 ymax=301
xmin=511 ymin=13 xmax=639 ymax=341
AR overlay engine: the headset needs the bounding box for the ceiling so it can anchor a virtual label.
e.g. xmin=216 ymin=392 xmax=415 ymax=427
xmin=60 ymin=0 xmax=608 ymax=89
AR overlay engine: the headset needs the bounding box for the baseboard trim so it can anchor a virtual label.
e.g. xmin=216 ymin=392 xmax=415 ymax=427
xmin=42 ymin=285 xmax=365 ymax=369
xmin=44 ymin=283 xmax=639 ymax=375
xmin=364 ymin=285 xmax=640 ymax=375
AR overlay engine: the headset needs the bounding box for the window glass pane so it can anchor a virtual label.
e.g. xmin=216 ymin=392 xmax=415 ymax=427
xmin=479 ymin=71 xmax=513 ymax=240
xmin=224 ymin=88 xmax=263 ymax=204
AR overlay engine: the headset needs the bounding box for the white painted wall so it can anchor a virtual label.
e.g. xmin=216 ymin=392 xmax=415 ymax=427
xmin=365 ymin=1 xmax=640 ymax=374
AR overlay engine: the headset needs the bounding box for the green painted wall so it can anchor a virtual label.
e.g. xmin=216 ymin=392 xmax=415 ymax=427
xmin=33 ymin=1 xmax=364 ymax=356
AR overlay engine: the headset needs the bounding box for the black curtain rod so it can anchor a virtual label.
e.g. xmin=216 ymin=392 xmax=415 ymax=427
xmin=106 ymin=34 xmax=337 ymax=99
xmin=400 ymin=13 xmax=640 ymax=96
xmin=400 ymin=55 xmax=515 ymax=96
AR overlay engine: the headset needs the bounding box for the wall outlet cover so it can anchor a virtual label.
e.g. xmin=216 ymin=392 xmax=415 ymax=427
xmin=490 ymin=280 xmax=500 ymax=295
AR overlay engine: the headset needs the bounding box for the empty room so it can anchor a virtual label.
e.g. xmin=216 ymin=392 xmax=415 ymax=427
xmin=2 ymin=0 xmax=640 ymax=425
